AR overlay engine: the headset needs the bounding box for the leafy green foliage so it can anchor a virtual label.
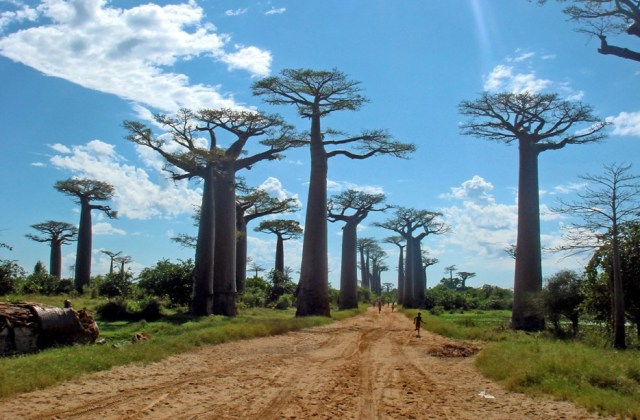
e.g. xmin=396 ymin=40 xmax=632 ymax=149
xmin=425 ymin=284 xmax=512 ymax=312
xmin=541 ymin=270 xmax=583 ymax=337
xmin=0 ymin=259 xmax=25 ymax=295
xmin=137 ymin=259 xmax=194 ymax=305
xmin=94 ymin=272 xmax=133 ymax=298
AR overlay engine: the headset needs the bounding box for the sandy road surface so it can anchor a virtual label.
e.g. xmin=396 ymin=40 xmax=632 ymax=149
xmin=1 ymin=307 xmax=609 ymax=420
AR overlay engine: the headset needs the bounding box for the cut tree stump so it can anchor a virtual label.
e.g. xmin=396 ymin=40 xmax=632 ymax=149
xmin=0 ymin=302 xmax=99 ymax=356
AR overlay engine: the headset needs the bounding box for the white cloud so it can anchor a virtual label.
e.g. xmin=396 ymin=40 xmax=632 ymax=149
xmin=606 ymin=111 xmax=640 ymax=136
xmin=483 ymin=64 xmax=551 ymax=93
xmin=512 ymin=51 xmax=535 ymax=63
xmin=326 ymin=179 xmax=385 ymax=195
xmin=50 ymin=139 xmax=202 ymax=220
xmin=225 ymin=8 xmax=248 ymax=17
xmin=221 ymin=45 xmax=272 ymax=77
xmin=258 ymin=176 xmax=301 ymax=205
xmin=49 ymin=143 xmax=71 ymax=154
xmin=93 ymin=222 xmax=126 ymax=235
xmin=0 ymin=3 xmax=38 ymax=32
xmin=440 ymin=175 xmax=495 ymax=206
xmin=31 ymin=161 xmax=45 ymax=167
xmin=0 ymin=0 xmax=271 ymax=112
xmin=265 ymin=7 xmax=286 ymax=16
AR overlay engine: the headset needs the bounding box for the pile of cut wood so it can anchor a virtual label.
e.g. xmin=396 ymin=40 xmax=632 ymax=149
xmin=0 ymin=302 xmax=99 ymax=356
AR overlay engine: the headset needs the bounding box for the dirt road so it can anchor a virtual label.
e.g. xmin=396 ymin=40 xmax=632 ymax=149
xmin=1 ymin=307 xmax=608 ymax=419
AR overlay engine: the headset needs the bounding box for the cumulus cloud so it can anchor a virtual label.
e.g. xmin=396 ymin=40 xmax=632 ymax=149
xmin=326 ymin=179 xmax=385 ymax=195
xmin=0 ymin=0 xmax=272 ymax=112
xmin=258 ymin=176 xmax=301 ymax=205
xmin=93 ymin=222 xmax=126 ymax=235
xmin=483 ymin=64 xmax=551 ymax=93
xmin=225 ymin=8 xmax=248 ymax=17
xmin=49 ymin=139 xmax=202 ymax=220
xmin=606 ymin=111 xmax=640 ymax=136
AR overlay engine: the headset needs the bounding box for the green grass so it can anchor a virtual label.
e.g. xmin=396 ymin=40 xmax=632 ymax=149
xmin=401 ymin=308 xmax=640 ymax=418
xmin=0 ymin=296 xmax=366 ymax=399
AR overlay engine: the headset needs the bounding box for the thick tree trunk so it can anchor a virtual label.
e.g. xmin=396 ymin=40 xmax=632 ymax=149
xmin=235 ymin=214 xmax=248 ymax=293
xmin=365 ymin=251 xmax=371 ymax=290
xmin=190 ymin=167 xmax=215 ymax=316
xmin=397 ymin=246 xmax=404 ymax=305
xmin=611 ymin=231 xmax=626 ymax=349
xmin=296 ymin=114 xmax=330 ymax=317
xmin=275 ymin=234 xmax=285 ymax=274
xmin=403 ymin=237 xmax=415 ymax=307
xmin=74 ymin=201 xmax=92 ymax=293
xmin=213 ymin=166 xmax=238 ymax=316
xmin=359 ymin=248 xmax=368 ymax=290
xmin=411 ymin=238 xmax=425 ymax=308
xmin=512 ymin=140 xmax=545 ymax=331
xmin=50 ymin=240 xmax=62 ymax=279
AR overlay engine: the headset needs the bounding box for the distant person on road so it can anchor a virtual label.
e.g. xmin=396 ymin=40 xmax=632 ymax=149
xmin=391 ymin=302 xmax=395 ymax=312
xmin=378 ymin=299 xmax=382 ymax=313
xmin=414 ymin=312 xmax=424 ymax=337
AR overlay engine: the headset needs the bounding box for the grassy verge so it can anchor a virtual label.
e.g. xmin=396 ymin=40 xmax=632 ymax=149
xmin=0 ymin=298 xmax=365 ymax=399
xmin=400 ymin=308 xmax=640 ymax=418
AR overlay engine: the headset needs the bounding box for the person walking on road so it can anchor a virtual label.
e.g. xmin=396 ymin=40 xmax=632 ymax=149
xmin=414 ymin=312 xmax=424 ymax=337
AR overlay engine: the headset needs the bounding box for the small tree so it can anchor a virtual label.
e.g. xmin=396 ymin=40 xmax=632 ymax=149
xmin=459 ymin=92 xmax=607 ymax=331
xmin=26 ymin=221 xmax=78 ymax=278
xmin=55 ymin=178 xmax=117 ymax=292
xmin=457 ymin=271 xmax=476 ymax=290
xmin=101 ymin=250 xmax=122 ymax=274
xmin=542 ymin=270 xmax=583 ymax=337
xmin=255 ymin=220 xmax=303 ymax=275
xmin=138 ymin=259 xmax=194 ymax=305
xmin=554 ymin=163 xmax=640 ymax=348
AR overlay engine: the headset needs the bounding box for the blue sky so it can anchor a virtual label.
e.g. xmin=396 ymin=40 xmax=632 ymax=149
xmin=1 ymin=0 xmax=638 ymax=290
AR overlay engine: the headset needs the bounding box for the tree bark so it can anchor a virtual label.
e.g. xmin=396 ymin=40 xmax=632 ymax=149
xmin=397 ymin=246 xmax=405 ymax=305
xmin=512 ymin=139 xmax=545 ymax=331
xmin=411 ymin=238 xmax=425 ymax=308
xmin=275 ymin=234 xmax=285 ymax=274
xmin=74 ymin=200 xmax=92 ymax=293
xmin=403 ymin=237 xmax=416 ymax=307
xmin=359 ymin=247 xmax=368 ymax=290
xmin=190 ymin=166 xmax=215 ymax=316
xmin=50 ymin=239 xmax=62 ymax=279
xmin=611 ymin=228 xmax=627 ymax=349
xmin=235 ymin=213 xmax=248 ymax=293
xmin=296 ymin=113 xmax=330 ymax=317
xmin=212 ymin=164 xmax=238 ymax=316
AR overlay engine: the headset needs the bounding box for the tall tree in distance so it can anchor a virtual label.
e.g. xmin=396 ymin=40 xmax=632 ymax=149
xmin=421 ymin=251 xmax=438 ymax=290
xmin=101 ymin=250 xmax=122 ymax=274
xmin=357 ymin=237 xmax=377 ymax=291
xmin=457 ymin=271 xmax=476 ymax=290
xmin=328 ymin=189 xmax=388 ymax=309
xmin=255 ymin=219 xmax=303 ymax=275
xmin=459 ymin=92 xmax=608 ymax=331
xmin=554 ymin=163 xmax=640 ymax=348
xmin=236 ymin=180 xmax=299 ymax=292
xmin=376 ymin=207 xmax=449 ymax=308
xmin=26 ymin=221 xmax=78 ymax=278
xmin=384 ymin=236 xmax=406 ymax=305
xmin=253 ymin=68 xmax=415 ymax=317
xmin=55 ymin=178 xmax=117 ymax=292
xmin=538 ymin=0 xmax=640 ymax=62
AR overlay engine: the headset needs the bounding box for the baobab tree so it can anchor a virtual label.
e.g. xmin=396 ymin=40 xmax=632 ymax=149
xmin=125 ymin=108 xmax=301 ymax=316
xmin=457 ymin=271 xmax=476 ymax=290
xmin=384 ymin=236 xmax=406 ymax=305
xmin=357 ymin=237 xmax=377 ymax=290
xmin=255 ymin=219 xmax=303 ymax=275
xmin=328 ymin=189 xmax=388 ymax=309
xmin=553 ymin=163 xmax=640 ymax=348
xmin=421 ymin=251 xmax=438 ymax=289
xmin=459 ymin=92 xmax=608 ymax=331
xmin=248 ymin=261 xmax=266 ymax=278
xmin=101 ymin=250 xmax=122 ymax=274
xmin=539 ymin=0 xmax=640 ymax=62
xmin=376 ymin=207 xmax=449 ymax=308
xmin=115 ymin=255 xmax=132 ymax=277
xmin=26 ymin=221 xmax=78 ymax=278
xmin=253 ymin=68 xmax=415 ymax=316
xmin=236 ymin=181 xmax=299 ymax=292
xmin=55 ymin=178 xmax=117 ymax=292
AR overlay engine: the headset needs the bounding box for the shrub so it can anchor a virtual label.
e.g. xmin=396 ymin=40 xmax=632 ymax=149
xmin=96 ymin=272 xmax=133 ymax=298
xmin=0 ymin=259 xmax=25 ymax=295
xmin=275 ymin=294 xmax=293 ymax=310
xmin=137 ymin=259 xmax=194 ymax=305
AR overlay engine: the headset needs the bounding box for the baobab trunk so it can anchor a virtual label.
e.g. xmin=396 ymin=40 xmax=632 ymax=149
xmin=403 ymin=237 xmax=416 ymax=307
xmin=213 ymin=166 xmax=237 ymax=316
xmin=359 ymin=248 xmax=368 ymax=290
xmin=397 ymin=246 xmax=405 ymax=305
xmin=235 ymin=214 xmax=248 ymax=293
xmin=411 ymin=238 xmax=425 ymax=308
xmin=297 ymin=114 xmax=330 ymax=317
xmin=512 ymin=140 xmax=545 ymax=331
xmin=50 ymin=240 xmax=62 ymax=279
xmin=190 ymin=167 xmax=215 ymax=316
xmin=611 ymin=229 xmax=626 ymax=349
xmin=340 ymin=222 xmax=359 ymax=309
xmin=275 ymin=234 xmax=285 ymax=274
xmin=74 ymin=200 xmax=92 ymax=293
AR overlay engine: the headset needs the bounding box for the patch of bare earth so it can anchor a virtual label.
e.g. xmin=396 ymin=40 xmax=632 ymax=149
xmin=0 ymin=307 xmax=612 ymax=419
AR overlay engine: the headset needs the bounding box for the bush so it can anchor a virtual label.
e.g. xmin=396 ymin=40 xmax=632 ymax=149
xmin=22 ymin=262 xmax=60 ymax=295
xmin=95 ymin=297 xmax=163 ymax=321
xmin=137 ymin=259 xmax=194 ymax=305
xmin=0 ymin=259 xmax=25 ymax=295
xmin=275 ymin=294 xmax=293 ymax=310
xmin=96 ymin=272 xmax=133 ymax=298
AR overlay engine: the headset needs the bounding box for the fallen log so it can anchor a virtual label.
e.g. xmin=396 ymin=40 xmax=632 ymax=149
xmin=0 ymin=302 xmax=99 ymax=356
